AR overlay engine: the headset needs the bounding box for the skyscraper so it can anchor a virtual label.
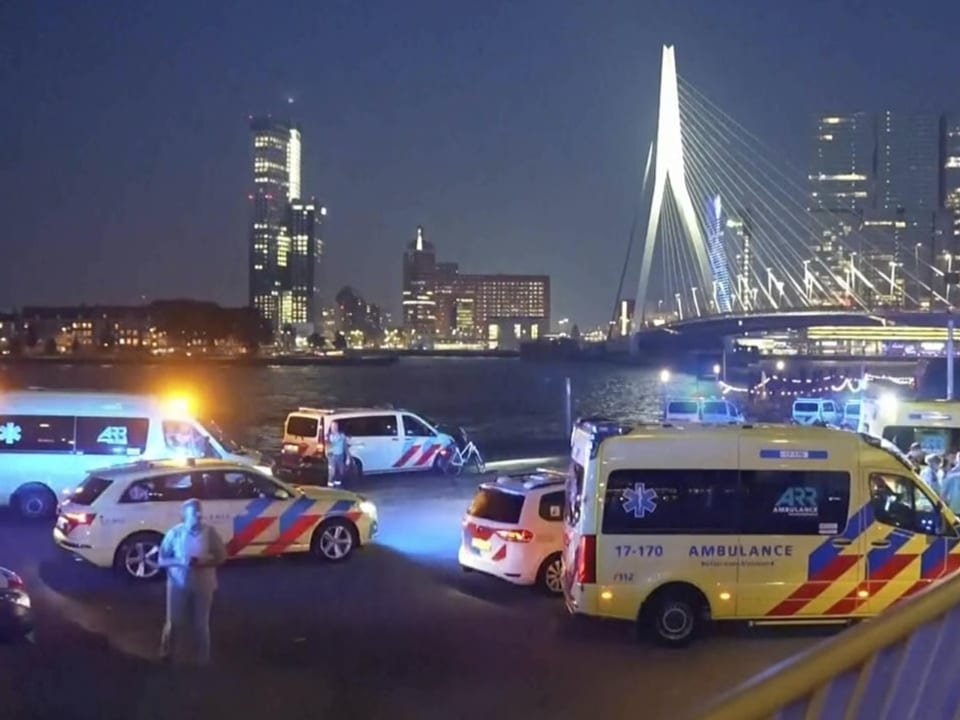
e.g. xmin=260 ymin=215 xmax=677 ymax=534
xmin=943 ymin=114 xmax=960 ymax=251
xmin=248 ymin=116 xmax=322 ymax=333
xmin=876 ymin=112 xmax=940 ymax=213
xmin=286 ymin=200 xmax=323 ymax=326
xmin=705 ymin=195 xmax=732 ymax=313
xmin=402 ymin=226 xmax=437 ymax=341
xmin=810 ymin=113 xmax=874 ymax=213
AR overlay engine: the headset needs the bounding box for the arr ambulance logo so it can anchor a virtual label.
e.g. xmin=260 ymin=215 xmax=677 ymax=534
xmin=96 ymin=426 xmax=129 ymax=446
xmin=622 ymin=483 xmax=658 ymax=519
xmin=774 ymin=486 xmax=818 ymax=517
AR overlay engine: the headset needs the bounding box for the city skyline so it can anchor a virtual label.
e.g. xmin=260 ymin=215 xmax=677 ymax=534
xmin=2 ymin=2 xmax=959 ymax=328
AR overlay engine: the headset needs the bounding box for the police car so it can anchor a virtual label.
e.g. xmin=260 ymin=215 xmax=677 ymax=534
xmin=459 ymin=472 xmax=566 ymax=594
xmin=53 ymin=459 xmax=378 ymax=581
xmin=278 ymin=407 xmax=455 ymax=480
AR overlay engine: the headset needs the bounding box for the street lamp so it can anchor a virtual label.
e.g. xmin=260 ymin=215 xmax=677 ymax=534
xmin=659 ymin=369 xmax=670 ymax=420
xmin=775 ymin=359 xmax=785 ymax=373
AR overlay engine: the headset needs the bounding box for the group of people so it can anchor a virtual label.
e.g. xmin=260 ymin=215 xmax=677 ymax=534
xmin=908 ymin=443 xmax=960 ymax=513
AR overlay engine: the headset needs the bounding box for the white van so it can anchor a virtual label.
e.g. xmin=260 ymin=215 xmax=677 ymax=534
xmin=843 ymin=401 xmax=861 ymax=430
xmin=278 ymin=407 xmax=455 ymax=480
xmin=0 ymin=391 xmax=266 ymax=518
xmin=665 ymin=398 xmax=743 ymax=424
xmin=792 ymin=398 xmax=840 ymax=426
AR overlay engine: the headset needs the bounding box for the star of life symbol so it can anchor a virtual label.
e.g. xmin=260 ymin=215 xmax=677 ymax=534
xmin=622 ymin=483 xmax=658 ymax=519
xmin=0 ymin=421 xmax=23 ymax=446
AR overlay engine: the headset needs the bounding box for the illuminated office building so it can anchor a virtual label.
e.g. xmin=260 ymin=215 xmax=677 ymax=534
xmin=248 ymin=116 xmax=322 ymax=332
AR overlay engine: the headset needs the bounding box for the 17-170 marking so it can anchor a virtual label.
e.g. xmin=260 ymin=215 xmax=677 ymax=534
xmin=614 ymin=544 xmax=664 ymax=558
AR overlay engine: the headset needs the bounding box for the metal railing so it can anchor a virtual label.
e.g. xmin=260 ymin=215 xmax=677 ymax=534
xmin=692 ymin=574 xmax=960 ymax=720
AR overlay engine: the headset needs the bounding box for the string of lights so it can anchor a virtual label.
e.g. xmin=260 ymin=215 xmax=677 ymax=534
xmin=716 ymin=372 xmax=915 ymax=397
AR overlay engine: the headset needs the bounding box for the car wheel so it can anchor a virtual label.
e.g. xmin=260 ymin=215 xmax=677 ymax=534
xmin=644 ymin=587 xmax=704 ymax=648
xmin=13 ymin=484 xmax=57 ymax=520
xmin=311 ymin=519 xmax=357 ymax=562
xmin=114 ymin=533 xmax=164 ymax=582
xmin=536 ymin=553 xmax=564 ymax=595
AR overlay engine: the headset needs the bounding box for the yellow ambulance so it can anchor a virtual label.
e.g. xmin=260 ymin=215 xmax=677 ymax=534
xmin=562 ymin=421 xmax=960 ymax=647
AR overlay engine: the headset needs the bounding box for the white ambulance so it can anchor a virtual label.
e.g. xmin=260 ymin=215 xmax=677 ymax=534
xmin=0 ymin=391 xmax=268 ymax=518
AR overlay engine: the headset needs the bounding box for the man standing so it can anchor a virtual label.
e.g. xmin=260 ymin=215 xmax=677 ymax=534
xmin=158 ymin=498 xmax=227 ymax=665
xmin=327 ymin=421 xmax=349 ymax=487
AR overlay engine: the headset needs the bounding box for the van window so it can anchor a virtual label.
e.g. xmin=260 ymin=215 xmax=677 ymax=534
xmin=822 ymin=401 xmax=836 ymax=412
xmin=794 ymin=402 xmax=819 ymax=414
xmin=882 ymin=426 xmax=958 ymax=455
xmin=565 ymin=461 xmax=585 ymax=525
xmin=740 ymin=470 xmax=850 ymax=535
xmin=286 ymin=415 xmax=320 ymax=439
xmin=869 ymin=473 xmax=944 ymax=535
xmin=340 ymin=415 xmax=398 ymax=437
xmin=76 ymin=417 xmax=149 ymax=456
xmin=468 ymin=488 xmax=525 ymax=524
xmin=162 ymin=421 xmax=216 ymax=458
xmin=602 ymin=469 xmax=739 ymax=535
xmin=702 ymin=401 xmax=727 ymax=416
xmin=0 ymin=415 xmax=75 ymax=453
xmin=667 ymin=401 xmax=698 ymax=415
xmin=401 ymin=415 xmax=434 ymax=437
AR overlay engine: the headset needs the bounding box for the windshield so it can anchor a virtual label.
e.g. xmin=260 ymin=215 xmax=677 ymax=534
xmin=882 ymin=425 xmax=960 ymax=456
xmin=204 ymin=419 xmax=243 ymax=453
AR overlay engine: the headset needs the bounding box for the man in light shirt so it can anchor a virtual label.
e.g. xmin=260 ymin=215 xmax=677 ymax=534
xmin=327 ymin=421 xmax=349 ymax=487
xmin=158 ymin=498 xmax=227 ymax=665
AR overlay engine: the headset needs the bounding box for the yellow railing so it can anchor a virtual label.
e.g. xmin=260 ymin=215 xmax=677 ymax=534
xmin=693 ymin=574 xmax=960 ymax=720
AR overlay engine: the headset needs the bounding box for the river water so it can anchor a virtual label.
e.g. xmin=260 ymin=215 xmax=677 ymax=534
xmin=0 ymin=359 xmax=699 ymax=460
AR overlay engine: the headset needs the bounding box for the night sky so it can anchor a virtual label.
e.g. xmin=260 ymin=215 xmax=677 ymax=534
xmin=1 ymin=0 xmax=957 ymax=328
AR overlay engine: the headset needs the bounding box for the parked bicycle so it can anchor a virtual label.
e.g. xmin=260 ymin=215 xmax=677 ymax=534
xmin=439 ymin=427 xmax=486 ymax=475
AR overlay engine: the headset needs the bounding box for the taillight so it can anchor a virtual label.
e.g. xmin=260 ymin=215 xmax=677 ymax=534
xmin=0 ymin=569 xmax=24 ymax=589
xmin=61 ymin=511 xmax=96 ymax=535
xmin=495 ymin=528 xmax=534 ymax=543
xmin=576 ymin=534 xmax=597 ymax=584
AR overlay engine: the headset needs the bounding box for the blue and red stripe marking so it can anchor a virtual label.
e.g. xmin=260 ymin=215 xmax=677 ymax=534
xmin=393 ymin=444 xmax=421 ymax=467
xmin=262 ymin=496 xmax=321 ymax=555
xmin=824 ymin=529 xmax=915 ymax=615
xmin=895 ymin=537 xmax=960 ymax=602
xmin=767 ymin=502 xmax=871 ymax=616
xmin=227 ymin=497 xmax=276 ymax=555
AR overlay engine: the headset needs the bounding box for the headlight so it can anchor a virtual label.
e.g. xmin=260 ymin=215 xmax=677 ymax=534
xmin=359 ymin=500 xmax=377 ymax=517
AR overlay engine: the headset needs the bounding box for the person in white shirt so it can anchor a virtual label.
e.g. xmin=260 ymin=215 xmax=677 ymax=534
xmin=920 ymin=454 xmax=944 ymax=496
xmin=158 ymin=498 xmax=227 ymax=664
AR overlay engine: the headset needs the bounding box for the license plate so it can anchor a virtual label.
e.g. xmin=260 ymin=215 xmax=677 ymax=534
xmin=471 ymin=537 xmax=491 ymax=551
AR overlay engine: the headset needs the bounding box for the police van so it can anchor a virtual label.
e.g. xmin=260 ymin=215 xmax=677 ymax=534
xmin=562 ymin=421 xmax=960 ymax=646
xmin=0 ymin=391 xmax=268 ymax=518
xmin=859 ymin=394 xmax=960 ymax=457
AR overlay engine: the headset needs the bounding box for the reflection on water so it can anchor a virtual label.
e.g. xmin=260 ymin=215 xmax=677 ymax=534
xmin=0 ymin=359 xmax=700 ymax=458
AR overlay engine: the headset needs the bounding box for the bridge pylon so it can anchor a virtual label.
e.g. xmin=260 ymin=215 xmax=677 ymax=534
xmin=632 ymin=45 xmax=713 ymax=338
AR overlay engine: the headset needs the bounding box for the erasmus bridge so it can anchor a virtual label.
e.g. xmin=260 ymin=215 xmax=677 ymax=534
xmin=618 ymin=46 xmax=955 ymax=350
